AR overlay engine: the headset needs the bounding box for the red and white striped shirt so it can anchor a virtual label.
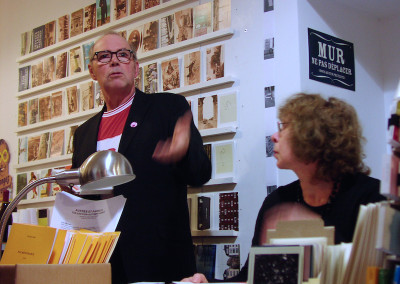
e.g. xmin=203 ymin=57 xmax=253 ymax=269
xmin=97 ymin=95 xmax=134 ymax=152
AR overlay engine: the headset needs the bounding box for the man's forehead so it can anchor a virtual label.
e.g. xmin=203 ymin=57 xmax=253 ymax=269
xmin=94 ymin=34 xmax=130 ymax=51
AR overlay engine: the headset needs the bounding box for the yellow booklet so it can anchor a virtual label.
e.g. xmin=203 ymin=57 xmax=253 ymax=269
xmin=0 ymin=223 xmax=57 ymax=264
xmin=48 ymin=228 xmax=67 ymax=264
xmin=67 ymin=232 xmax=88 ymax=264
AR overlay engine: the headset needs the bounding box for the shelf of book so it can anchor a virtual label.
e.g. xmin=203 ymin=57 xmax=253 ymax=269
xmin=175 ymin=75 xmax=235 ymax=96
xmin=200 ymin=126 xmax=237 ymax=138
xmin=16 ymin=0 xmax=198 ymax=64
xmin=16 ymin=107 xmax=101 ymax=134
xmin=18 ymin=195 xmax=57 ymax=206
xmin=191 ymin=229 xmax=238 ymax=237
xmin=17 ymin=28 xmax=234 ymax=99
xmin=16 ymin=71 xmax=91 ymax=99
xmin=137 ymin=28 xmax=234 ymax=63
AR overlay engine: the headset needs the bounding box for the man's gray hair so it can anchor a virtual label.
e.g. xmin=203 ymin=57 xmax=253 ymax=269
xmin=89 ymin=31 xmax=138 ymax=61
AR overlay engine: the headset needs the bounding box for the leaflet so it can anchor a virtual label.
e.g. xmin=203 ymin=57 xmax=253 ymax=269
xmin=50 ymin=191 xmax=126 ymax=232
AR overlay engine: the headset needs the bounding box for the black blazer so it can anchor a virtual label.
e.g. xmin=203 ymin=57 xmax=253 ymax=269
xmin=72 ymin=89 xmax=212 ymax=283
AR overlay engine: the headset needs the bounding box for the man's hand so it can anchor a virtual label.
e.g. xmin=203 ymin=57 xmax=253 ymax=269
xmin=152 ymin=110 xmax=192 ymax=164
xmin=180 ymin=273 xmax=209 ymax=283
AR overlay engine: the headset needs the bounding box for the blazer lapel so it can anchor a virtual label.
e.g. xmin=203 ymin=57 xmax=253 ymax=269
xmin=118 ymin=89 xmax=152 ymax=154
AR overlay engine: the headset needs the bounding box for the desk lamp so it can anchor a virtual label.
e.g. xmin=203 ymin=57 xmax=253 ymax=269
xmin=0 ymin=150 xmax=135 ymax=259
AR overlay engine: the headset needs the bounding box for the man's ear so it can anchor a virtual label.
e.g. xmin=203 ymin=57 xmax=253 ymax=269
xmin=133 ymin=60 xmax=139 ymax=78
xmin=88 ymin=63 xmax=97 ymax=80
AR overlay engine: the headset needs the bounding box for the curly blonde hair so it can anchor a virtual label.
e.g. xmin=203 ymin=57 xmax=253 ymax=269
xmin=278 ymin=93 xmax=370 ymax=181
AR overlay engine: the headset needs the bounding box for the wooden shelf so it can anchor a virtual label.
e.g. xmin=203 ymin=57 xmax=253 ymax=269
xmin=191 ymin=230 xmax=238 ymax=237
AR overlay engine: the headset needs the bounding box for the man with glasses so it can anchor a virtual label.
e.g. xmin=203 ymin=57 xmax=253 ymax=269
xmin=71 ymin=31 xmax=211 ymax=283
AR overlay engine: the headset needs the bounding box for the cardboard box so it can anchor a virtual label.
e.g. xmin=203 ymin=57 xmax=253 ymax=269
xmin=0 ymin=263 xmax=111 ymax=284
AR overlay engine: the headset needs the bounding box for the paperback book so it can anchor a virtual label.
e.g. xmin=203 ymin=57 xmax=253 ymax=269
xmin=51 ymin=91 xmax=63 ymax=118
xmin=160 ymin=14 xmax=175 ymax=47
xmin=39 ymin=95 xmax=51 ymax=122
xmin=84 ymin=4 xmax=97 ymax=32
xmin=143 ymin=62 xmax=158 ymax=93
xmin=70 ymin=9 xmax=84 ymax=37
xmin=44 ymin=20 xmax=56 ymax=47
xmin=161 ymin=57 xmax=180 ymax=91
xmin=69 ymin=46 xmax=83 ymax=75
xmin=142 ymin=20 xmax=159 ymax=52
xmin=175 ymin=8 xmax=193 ymax=42
xmin=193 ymin=2 xmax=212 ymax=37
xmin=32 ymin=25 xmax=45 ymax=52
xmin=184 ymin=51 xmax=201 ymax=86
xmin=58 ymin=14 xmax=70 ymax=42
xmin=18 ymin=101 xmax=28 ymax=127
xmin=206 ymin=45 xmax=225 ymax=81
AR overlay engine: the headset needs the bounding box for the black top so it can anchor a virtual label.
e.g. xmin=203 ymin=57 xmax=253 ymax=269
xmin=229 ymin=173 xmax=386 ymax=282
xmin=72 ymin=89 xmax=211 ymax=283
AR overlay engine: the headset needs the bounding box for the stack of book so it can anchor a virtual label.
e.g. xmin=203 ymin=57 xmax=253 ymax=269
xmin=0 ymin=223 xmax=120 ymax=265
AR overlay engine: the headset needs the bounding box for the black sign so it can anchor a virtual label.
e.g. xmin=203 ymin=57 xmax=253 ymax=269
xmin=308 ymin=28 xmax=355 ymax=91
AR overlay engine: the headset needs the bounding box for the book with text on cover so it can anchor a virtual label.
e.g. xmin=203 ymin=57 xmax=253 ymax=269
xmin=0 ymin=223 xmax=57 ymax=264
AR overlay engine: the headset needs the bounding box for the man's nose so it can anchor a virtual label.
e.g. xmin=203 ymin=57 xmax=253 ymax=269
xmin=110 ymin=53 xmax=120 ymax=64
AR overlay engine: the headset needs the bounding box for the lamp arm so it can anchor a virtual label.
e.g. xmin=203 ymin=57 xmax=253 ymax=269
xmin=0 ymin=176 xmax=56 ymax=260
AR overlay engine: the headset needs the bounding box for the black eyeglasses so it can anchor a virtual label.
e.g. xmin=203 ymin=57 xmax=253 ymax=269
xmin=277 ymin=121 xmax=289 ymax=132
xmin=92 ymin=49 xmax=134 ymax=63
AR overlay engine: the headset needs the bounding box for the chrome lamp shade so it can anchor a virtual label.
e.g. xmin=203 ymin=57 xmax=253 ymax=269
xmin=0 ymin=150 xmax=135 ymax=259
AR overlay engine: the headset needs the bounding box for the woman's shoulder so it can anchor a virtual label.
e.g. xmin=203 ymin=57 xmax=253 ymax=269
xmin=341 ymin=172 xmax=385 ymax=202
xmin=268 ymin=180 xmax=300 ymax=200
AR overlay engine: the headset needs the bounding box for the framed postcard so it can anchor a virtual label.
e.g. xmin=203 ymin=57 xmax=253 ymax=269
xmin=58 ymin=14 xmax=69 ymax=42
xmin=114 ymin=0 xmax=127 ymax=20
xmin=161 ymin=57 xmax=180 ymax=91
xmin=56 ymin=51 xmax=68 ymax=79
xmin=213 ymin=140 xmax=234 ymax=178
xmin=69 ymin=46 xmax=83 ymax=75
xmin=143 ymin=62 xmax=158 ymax=93
xmin=193 ymin=2 xmax=212 ymax=37
xmin=175 ymin=8 xmax=193 ymax=42
xmin=66 ymin=86 xmax=79 ymax=114
xmin=43 ymin=56 xmax=55 ymax=84
xmin=142 ymin=20 xmax=159 ymax=52
xmin=184 ymin=50 xmax=201 ymax=86
xmin=206 ymin=45 xmax=224 ymax=81
xmin=84 ymin=4 xmax=97 ymax=32
xmin=44 ymin=20 xmax=56 ymax=47
xmin=127 ymin=26 xmax=143 ymax=54
xmin=70 ymin=9 xmax=84 ymax=37
xmin=198 ymin=95 xmax=218 ymax=130
xmin=130 ymin=0 xmax=142 ymax=15
xmin=51 ymin=91 xmax=63 ymax=118
xmin=160 ymin=14 xmax=174 ymax=47
xmin=248 ymin=246 xmax=304 ymax=284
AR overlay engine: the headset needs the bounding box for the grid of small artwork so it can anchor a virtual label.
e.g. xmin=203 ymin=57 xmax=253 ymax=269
xmin=18 ymin=0 xmax=231 ymax=93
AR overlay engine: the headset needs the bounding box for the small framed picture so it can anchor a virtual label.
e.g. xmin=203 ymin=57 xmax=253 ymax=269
xmin=248 ymin=246 xmax=304 ymax=284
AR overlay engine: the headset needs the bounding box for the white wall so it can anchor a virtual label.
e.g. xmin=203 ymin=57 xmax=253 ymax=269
xmin=275 ymin=0 xmax=391 ymax=187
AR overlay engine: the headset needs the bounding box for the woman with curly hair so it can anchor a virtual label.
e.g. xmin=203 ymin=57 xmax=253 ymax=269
xmin=182 ymin=93 xmax=385 ymax=283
